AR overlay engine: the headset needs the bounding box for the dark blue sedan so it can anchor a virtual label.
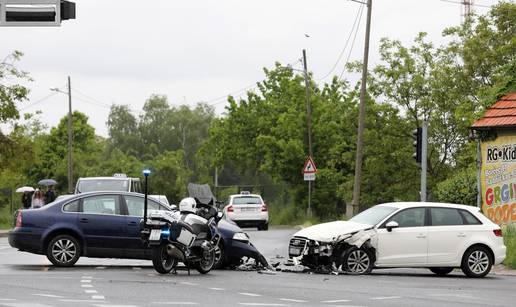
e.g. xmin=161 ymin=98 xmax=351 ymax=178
xmin=8 ymin=191 xmax=266 ymax=268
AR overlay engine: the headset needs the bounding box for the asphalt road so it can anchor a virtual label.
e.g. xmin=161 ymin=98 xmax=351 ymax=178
xmin=1 ymin=227 xmax=516 ymax=307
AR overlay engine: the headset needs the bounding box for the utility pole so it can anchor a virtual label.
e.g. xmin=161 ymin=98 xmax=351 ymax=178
xmin=420 ymin=120 xmax=428 ymax=202
xmin=67 ymin=76 xmax=73 ymax=193
xmin=302 ymin=49 xmax=313 ymax=217
xmin=349 ymin=0 xmax=372 ymax=217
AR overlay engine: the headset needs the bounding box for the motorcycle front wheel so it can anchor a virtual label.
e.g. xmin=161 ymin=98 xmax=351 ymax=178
xmin=152 ymin=244 xmax=178 ymax=274
xmin=195 ymin=247 xmax=215 ymax=274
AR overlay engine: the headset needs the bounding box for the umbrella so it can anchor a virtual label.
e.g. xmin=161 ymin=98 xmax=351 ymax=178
xmin=16 ymin=186 xmax=35 ymax=193
xmin=38 ymin=179 xmax=57 ymax=186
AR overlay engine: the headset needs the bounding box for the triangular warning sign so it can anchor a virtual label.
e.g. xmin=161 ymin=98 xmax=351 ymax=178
xmin=302 ymin=156 xmax=317 ymax=174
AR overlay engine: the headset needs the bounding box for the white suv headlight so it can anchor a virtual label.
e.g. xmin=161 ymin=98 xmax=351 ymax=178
xmin=233 ymin=232 xmax=249 ymax=241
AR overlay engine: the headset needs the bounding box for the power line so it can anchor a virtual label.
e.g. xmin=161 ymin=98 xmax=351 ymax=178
xmin=20 ymin=92 xmax=58 ymax=111
xmin=338 ymin=3 xmax=365 ymax=81
xmin=316 ymin=3 xmax=365 ymax=81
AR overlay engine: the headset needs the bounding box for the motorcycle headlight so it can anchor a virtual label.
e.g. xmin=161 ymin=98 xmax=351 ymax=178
xmin=233 ymin=232 xmax=249 ymax=241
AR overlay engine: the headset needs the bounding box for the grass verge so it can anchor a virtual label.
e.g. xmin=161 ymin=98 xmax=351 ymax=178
xmin=504 ymin=224 xmax=516 ymax=269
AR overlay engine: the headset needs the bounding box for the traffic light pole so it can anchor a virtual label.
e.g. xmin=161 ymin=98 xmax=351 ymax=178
xmin=421 ymin=120 xmax=428 ymax=202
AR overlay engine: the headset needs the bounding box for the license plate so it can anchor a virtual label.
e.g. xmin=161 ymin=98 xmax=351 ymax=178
xmin=149 ymin=229 xmax=161 ymax=241
xmin=241 ymin=207 xmax=256 ymax=212
xmin=289 ymin=247 xmax=301 ymax=256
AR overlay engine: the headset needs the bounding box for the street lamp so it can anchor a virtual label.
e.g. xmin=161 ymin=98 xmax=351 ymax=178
xmin=280 ymin=49 xmax=313 ymax=217
xmin=143 ymin=169 xmax=151 ymax=226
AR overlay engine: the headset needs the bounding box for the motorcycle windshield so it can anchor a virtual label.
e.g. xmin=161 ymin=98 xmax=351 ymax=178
xmin=187 ymin=183 xmax=216 ymax=205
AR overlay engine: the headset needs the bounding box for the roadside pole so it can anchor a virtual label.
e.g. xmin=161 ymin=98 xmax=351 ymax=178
xmin=302 ymin=49 xmax=313 ymax=218
xmin=67 ymin=76 xmax=73 ymax=194
xmin=421 ymin=120 xmax=428 ymax=202
xmin=349 ymin=0 xmax=372 ymax=217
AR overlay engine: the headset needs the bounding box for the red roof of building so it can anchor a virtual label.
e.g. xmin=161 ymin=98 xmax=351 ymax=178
xmin=471 ymin=93 xmax=516 ymax=129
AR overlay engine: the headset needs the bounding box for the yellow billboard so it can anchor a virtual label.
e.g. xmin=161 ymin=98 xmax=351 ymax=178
xmin=481 ymin=134 xmax=516 ymax=225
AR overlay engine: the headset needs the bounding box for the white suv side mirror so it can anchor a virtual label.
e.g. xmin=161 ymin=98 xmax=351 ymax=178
xmin=386 ymin=221 xmax=399 ymax=232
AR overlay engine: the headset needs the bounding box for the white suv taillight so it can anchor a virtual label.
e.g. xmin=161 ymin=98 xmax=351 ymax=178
xmin=15 ymin=211 xmax=22 ymax=228
xmin=227 ymin=205 xmax=234 ymax=213
xmin=493 ymin=229 xmax=503 ymax=237
xmin=261 ymin=204 xmax=268 ymax=212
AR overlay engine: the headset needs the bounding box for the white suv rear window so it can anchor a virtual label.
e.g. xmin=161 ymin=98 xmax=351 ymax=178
xmin=232 ymin=196 xmax=262 ymax=205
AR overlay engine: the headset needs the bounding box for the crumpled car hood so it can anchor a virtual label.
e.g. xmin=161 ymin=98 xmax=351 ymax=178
xmin=293 ymin=221 xmax=372 ymax=242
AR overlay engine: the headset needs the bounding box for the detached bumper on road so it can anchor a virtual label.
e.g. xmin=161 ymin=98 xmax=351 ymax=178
xmin=8 ymin=229 xmax=42 ymax=254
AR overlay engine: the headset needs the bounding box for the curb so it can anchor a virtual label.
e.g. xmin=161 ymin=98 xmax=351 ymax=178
xmin=0 ymin=230 xmax=9 ymax=238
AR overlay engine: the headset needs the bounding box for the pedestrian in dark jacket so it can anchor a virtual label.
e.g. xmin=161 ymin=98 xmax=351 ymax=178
xmin=21 ymin=192 xmax=32 ymax=209
xmin=45 ymin=185 xmax=56 ymax=203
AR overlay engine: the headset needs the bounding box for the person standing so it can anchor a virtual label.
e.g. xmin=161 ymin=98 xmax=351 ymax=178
xmin=31 ymin=190 xmax=45 ymax=209
xmin=21 ymin=191 xmax=32 ymax=209
xmin=45 ymin=185 xmax=56 ymax=203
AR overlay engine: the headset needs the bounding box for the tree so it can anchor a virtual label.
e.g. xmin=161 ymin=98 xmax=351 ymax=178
xmin=0 ymin=51 xmax=31 ymax=160
xmin=107 ymin=104 xmax=139 ymax=155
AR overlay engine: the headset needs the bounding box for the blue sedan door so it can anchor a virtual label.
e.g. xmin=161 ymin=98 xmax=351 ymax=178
xmin=78 ymin=194 xmax=127 ymax=257
xmin=123 ymin=195 xmax=164 ymax=258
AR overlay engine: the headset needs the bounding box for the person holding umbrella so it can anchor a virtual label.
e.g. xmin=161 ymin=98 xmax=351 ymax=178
xmin=38 ymin=179 xmax=58 ymax=204
xmin=16 ymin=186 xmax=35 ymax=209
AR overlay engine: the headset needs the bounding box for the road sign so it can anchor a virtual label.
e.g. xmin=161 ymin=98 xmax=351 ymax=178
xmin=304 ymin=173 xmax=315 ymax=181
xmin=302 ymin=156 xmax=317 ymax=174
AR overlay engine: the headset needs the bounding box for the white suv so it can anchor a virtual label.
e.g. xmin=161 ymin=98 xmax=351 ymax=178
xmin=289 ymin=202 xmax=506 ymax=277
xmin=223 ymin=192 xmax=269 ymax=230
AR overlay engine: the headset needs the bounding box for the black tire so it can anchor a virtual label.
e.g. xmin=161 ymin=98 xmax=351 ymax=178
xmin=342 ymin=246 xmax=374 ymax=275
xmin=152 ymin=244 xmax=177 ymax=274
xmin=195 ymin=247 xmax=215 ymax=274
xmin=258 ymin=223 xmax=269 ymax=231
xmin=429 ymin=267 xmax=454 ymax=276
xmin=461 ymin=246 xmax=493 ymax=278
xmin=46 ymin=234 xmax=81 ymax=267
xmin=213 ymin=241 xmax=226 ymax=269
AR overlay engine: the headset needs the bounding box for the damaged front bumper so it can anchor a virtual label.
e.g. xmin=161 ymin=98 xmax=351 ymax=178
xmin=288 ymin=229 xmax=377 ymax=268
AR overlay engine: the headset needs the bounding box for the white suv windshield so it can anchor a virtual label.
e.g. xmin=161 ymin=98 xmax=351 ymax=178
xmin=349 ymin=206 xmax=397 ymax=225
xmin=232 ymin=196 xmax=262 ymax=205
xmin=77 ymin=179 xmax=129 ymax=193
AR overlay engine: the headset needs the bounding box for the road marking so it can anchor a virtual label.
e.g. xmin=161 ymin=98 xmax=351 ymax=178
xmin=61 ymin=299 xmax=111 ymax=303
xmin=82 ymin=275 xmax=93 ymax=279
xmin=93 ymin=305 xmax=140 ymax=307
xmin=0 ymin=299 xmax=16 ymax=301
xmin=92 ymin=295 xmax=106 ymax=300
xmin=209 ymin=287 xmax=225 ymax=291
xmin=180 ymin=282 xmax=198 ymax=286
xmin=370 ymin=296 xmax=401 ymax=300
xmin=82 ymin=284 xmax=93 ymax=288
xmin=239 ymin=293 xmax=262 ymax=297
xmin=85 ymin=290 xmax=98 ymax=294
xmin=153 ymin=304 xmax=198 ymax=306
xmin=238 ymin=304 xmax=288 ymax=306
xmin=96 ymin=266 xmax=106 ymax=269
xmin=33 ymin=293 xmax=64 ymax=298
xmin=81 ymin=279 xmax=92 ymax=283
xmin=280 ymin=298 xmax=307 ymax=303
xmin=1 ymin=303 xmax=56 ymax=307
xmin=322 ymin=299 xmax=350 ymax=303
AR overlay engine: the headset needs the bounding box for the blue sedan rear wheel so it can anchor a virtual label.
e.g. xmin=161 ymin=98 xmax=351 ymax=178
xmin=46 ymin=235 xmax=81 ymax=267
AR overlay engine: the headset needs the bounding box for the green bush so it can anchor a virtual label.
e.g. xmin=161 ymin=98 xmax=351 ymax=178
xmin=0 ymin=204 xmax=15 ymax=230
xmin=504 ymin=225 xmax=516 ymax=269
xmin=434 ymin=168 xmax=477 ymax=206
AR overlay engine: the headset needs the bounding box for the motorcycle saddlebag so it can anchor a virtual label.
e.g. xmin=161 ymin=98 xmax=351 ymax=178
xmin=169 ymin=220 xmax=196 ymax=247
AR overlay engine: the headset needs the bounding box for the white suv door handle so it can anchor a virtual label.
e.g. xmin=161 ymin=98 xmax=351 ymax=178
xmin=457 ymin=233 xmax=467 ymax=237
xmin=416 ymin=234 xmax=426 ymax=238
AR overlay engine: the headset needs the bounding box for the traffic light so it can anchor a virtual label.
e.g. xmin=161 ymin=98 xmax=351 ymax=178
xmin=413 ymin=127 xmax=422 ymax=163
xmin=0 ymin=0 xmax=75 ymax=27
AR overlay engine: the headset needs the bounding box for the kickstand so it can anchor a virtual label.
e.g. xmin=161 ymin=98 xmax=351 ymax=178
xmin=186 ymin=261 xmax=191 ymax=276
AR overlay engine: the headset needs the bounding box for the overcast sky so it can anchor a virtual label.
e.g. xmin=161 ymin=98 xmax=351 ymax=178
xmin=2 ymin=0 xmax=497 ymax=137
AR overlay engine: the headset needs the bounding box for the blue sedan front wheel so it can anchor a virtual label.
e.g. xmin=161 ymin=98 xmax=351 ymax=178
xmin=46 ymin=235 xmax=81 ymax=267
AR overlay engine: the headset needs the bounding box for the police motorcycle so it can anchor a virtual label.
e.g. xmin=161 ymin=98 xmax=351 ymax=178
xmin=141 ymin=196 xmax=223 ymax=275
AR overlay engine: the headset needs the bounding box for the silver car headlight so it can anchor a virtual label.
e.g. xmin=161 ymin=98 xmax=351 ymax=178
xmin=233 ymin=232 xmax=249 ymax=241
